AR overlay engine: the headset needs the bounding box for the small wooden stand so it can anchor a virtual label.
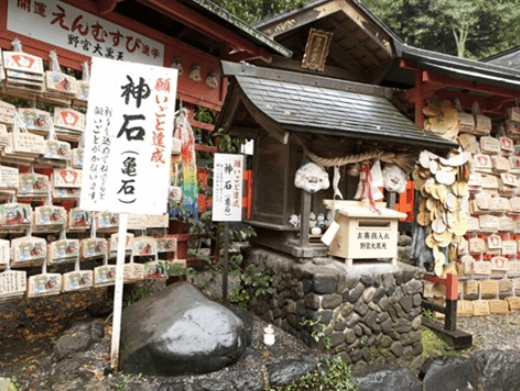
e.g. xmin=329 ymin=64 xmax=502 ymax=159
xmin=324 ymin=200 xmax=406 ymax=266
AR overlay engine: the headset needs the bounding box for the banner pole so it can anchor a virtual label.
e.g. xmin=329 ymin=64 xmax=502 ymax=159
xmin=110 ymin=212 xmax=128 ymax=368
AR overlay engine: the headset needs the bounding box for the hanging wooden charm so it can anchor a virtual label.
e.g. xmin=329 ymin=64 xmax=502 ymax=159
xmin=27 ymin=259 xmax=61 ymax=298
xmin=62 ymin=258 xmax=93 ymax=292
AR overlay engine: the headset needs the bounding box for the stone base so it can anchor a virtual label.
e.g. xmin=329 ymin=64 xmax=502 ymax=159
xmin=248 ymin=248 xmax=425 ymax=367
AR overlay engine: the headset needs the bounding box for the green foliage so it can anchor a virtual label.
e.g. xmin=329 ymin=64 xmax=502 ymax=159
xmin=164 ymin=262 xmax=198 ymax=280
xmin=421 ymin=326 xmax=477 ymax=357
xmin=364 ymin=0 xmax=520 ymax=59
xmin=212 ymin=0 xmax=310 ymax=24
xmin=265 ymin=356 xmax=358 ymax=391
xmin=123 ymin=285 xmax=153 ymax=308
xmin=299 ymin=315 xmax=332 ymax=350
xmin=229 ymin=285 xmax=250 ymax=308
xmin=8 ymin=378 xmax=20 ymax=391
xmin=240 ymin=264 xmax=274 ymax=296
xmin=422 ymin=308 xmax=435 ymax=321
xmin=111 ymin=373 xmax=131 ymax=391
xmin=228 ymin=253 xmax=273 ymax=307
xmin=212 ymin=127 xmax=246 ymax=154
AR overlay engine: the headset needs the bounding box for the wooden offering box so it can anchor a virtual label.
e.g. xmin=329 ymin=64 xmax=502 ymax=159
xmin=326 ymin=201 xmax=406 ymax=266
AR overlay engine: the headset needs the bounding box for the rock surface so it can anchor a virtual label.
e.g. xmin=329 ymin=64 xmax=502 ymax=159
xmin=248 ymin=248 xmax=425 ymax=369
xmin=471 ymin=349 xmax=520 ymax=391
xmin=53 ymin=321 xmax=104 ymax=362
xmin=421 ymin=356 xmax=479 ymax=391
xmin=458 ymin=314 xmax=520 ymax=351
xmin=355 ymin=367 xmax=421 ymax=391
xmin=120 ymin=282 xmax=248 ymax=376
xmin=268 ymin=354 xmax=317 ymax=387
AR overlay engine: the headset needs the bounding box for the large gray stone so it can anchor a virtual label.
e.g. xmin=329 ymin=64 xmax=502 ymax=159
xmin=120 ymin=282 xmax=247 ymax=376
xmin=356 ymin=368 xmax=421 ymax=391
xmin=268 ymin=354 xmax=317 ymax=387
xmin=421 ymin=356 xmax=479 ymax=391
xmin=471 ymin=349 xmax=520 ymax=391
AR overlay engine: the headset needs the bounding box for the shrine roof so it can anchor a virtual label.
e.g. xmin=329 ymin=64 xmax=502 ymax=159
xmin=482 ymin=45 xmax=520 ymax=71
xmin=218 ymin=61 xmax=457 ymax=151
xmin=394 ymin=43 xmax=520 ymax=90
xmin=177 ymin=0 xmax=292 ymax=57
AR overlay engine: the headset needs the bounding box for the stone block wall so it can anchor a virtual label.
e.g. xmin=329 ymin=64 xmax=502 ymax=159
xmin=247 ymin=248 xmax=425 ymax=368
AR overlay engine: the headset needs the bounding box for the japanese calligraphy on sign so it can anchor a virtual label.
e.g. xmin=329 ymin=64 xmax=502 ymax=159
xmin=356 ymin=231 xmax=391 ymax=251
xmin=301 ymin=28 xmax=333 ymax=72
xmin=80 ymin=57 xmax=177 ymax=215
xmin=212 ymin=154 xmax=244 ymax=222
xmin=7 ymin=0 xmax=164 ymax=66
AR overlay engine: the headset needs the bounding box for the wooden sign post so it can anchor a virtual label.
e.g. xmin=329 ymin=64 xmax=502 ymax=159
xmin=212 ymin=153 xmax=245 ymax=302
xmin=111 ymin=212 xmax=127 ymax=368
xmin=80 ymin=57 xmax=177 ymax=368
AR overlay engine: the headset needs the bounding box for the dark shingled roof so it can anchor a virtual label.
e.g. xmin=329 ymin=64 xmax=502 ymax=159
xmin=483 ymin=45 xmax=520 ymax=71
xmin=221 ymin=62 xmax=457 ymax=150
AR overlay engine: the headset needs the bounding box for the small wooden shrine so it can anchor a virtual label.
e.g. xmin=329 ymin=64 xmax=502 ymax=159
xmin=216 ymin=61 xmax=456 ymax=259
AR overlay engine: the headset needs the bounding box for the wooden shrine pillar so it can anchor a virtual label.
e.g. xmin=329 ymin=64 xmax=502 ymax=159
xmin=300 ymin=191 xmax=311 ymax=248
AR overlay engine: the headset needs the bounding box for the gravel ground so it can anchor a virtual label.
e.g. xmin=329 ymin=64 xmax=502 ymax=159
xmin=1 ymin=275 xmax=519 ymax=390
xmin=457 ymin=313 xmax=520 ymax=351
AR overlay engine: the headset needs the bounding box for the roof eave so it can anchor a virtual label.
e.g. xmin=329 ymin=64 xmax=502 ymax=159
xmin=179 ymin=0 xmax=293 ymax=58
xmin=395 ymin=42 xmax=520 ymax=89
xmin=280 ymin=123 xmax=457 ymax=152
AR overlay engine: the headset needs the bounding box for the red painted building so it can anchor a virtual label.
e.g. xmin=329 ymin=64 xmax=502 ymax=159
xmin=0 ymin=0 xmax=290 ymax=257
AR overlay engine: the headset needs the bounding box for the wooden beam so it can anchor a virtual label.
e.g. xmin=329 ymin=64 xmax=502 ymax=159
xmin=265 ymin=56 xmax=359 ymax=82
xmin=237 ymin=90 xmax=287 ymax=144
xmin=415 ymin=68 xmax=425 ymax=127
xmin=143 ymin=0 xmax=272 ymax=62
xmin=195 ymin=144 xmax=218 ymax=153
xmin=326 ymin=17 xmax=385 ymax=69
xmin=98 ymin=0 xmax=121 ymax=14
xmin=404 ymin=82 xmax=440 ymax=104
xmin=227 ymin=51 xmax=269 ymax=63
xmin=399 ymin=58 xmax=417 ymax=71
xmin=259 ymin=0 xmax=346 ymax=38
xmin=327 ymin=44 xmax=367 ymax=81
xmin=423 ymin=70 xmax=520 ymax=99
xmin=228 ymin=126 xmax=259 ymax=139
xmin=259 ymin=0 xmax=392 ymax=56
xmin=436 ymin=90 xmax=512 ymax=114
xmin=190 ymin=120 xmax=215 ymax=132
xmin=219 ymin=85 xmax=243 ymax=131
xmin=338 ymin=1 xmax=392 ymax=56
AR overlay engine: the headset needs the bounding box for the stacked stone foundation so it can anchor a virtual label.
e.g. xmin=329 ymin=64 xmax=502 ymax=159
xmin=248 ymin=248 xmax=425 ymax=368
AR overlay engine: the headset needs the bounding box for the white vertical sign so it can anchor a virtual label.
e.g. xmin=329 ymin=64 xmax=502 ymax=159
xmin=212 ymin=153 xmax=245 ymax=222
xmin=80 ymin=57 xmax=177 ymax=215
